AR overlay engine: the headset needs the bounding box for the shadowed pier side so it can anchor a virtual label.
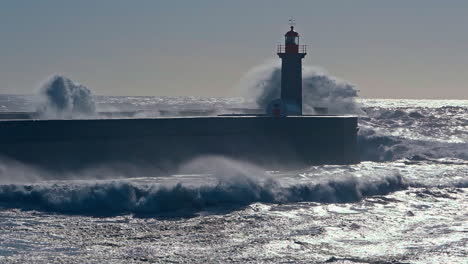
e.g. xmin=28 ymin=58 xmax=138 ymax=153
xmin=0 ymin=116 xmax=358 ymax=172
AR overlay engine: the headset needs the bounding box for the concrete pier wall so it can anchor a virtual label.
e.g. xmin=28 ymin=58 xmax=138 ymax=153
xmin=0 ymin=116 xmax=358 ymax=172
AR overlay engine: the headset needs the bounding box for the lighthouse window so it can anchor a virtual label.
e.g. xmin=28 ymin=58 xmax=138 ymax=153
xmin=285 ymin=36 xmax=298 ymax=45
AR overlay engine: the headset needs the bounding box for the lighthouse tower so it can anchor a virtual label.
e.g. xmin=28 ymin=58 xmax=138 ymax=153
xmin=274 ymin=24 xmax=307 ymax=116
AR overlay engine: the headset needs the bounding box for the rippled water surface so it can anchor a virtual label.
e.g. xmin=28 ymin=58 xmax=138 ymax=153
xmin=0 ymin=96 xmax=467 ymax=263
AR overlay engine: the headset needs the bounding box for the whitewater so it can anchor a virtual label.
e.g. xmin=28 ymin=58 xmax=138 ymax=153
xmin=0 ymin=93 xmax=466 ymax=263
xmin=0 ymin=63 xmax=467 ymax=264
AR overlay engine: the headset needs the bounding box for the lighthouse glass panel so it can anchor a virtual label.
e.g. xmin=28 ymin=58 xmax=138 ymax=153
xmin=285 ymin=36 xmax=298 ymax=45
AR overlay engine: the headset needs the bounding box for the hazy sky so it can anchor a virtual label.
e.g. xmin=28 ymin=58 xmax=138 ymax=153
xmin=1 ymin=0 xmax=467 ymax=99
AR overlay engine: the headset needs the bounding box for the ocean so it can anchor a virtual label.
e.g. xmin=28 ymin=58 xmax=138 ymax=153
xmin=0 ymin=95 xmax=467 ymax=263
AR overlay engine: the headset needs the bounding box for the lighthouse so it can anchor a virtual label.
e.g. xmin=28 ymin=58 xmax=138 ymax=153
xmin=270 ymin=25 xmax=307 ymax=116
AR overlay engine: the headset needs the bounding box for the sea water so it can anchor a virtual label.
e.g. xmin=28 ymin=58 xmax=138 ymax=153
xmin=0 ymin=95 xmax=466 ymax=263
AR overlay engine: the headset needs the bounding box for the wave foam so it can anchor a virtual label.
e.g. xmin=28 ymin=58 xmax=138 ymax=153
xmin=239 ymin=61 xmax=363 ymax=115
xmin=36 ymin=75 xmax=96 ymax=119
xmin=0 ymin=157 xmax=407 ymax=216
xmin=0 ymin=174 xmax=406 ymax=216
xmin=358 ymin=126 xmax=468 ymax=162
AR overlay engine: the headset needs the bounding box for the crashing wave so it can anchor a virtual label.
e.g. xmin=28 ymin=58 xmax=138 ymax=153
xmin=36 ymin=75 xmax=96 ymax=119
xmin=0 ymin=156 xmax=406 ymax=216
xmin=239 ymin=61 xmax=363 ymax=115
xmin=0 ymin=173 xmax=406 ymax=216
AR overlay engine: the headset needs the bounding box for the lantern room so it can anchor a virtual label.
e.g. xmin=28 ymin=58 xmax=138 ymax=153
xmin=285 ymin=26 xmax=300 ymax=53
xmin=277 ymin=26 xmax=306 ymax=54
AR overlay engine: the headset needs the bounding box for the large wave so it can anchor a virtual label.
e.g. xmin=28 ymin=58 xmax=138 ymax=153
xmin=0 ymin=174 xmax=406 ymax=216
xmin=0 ymin=156 xmax=407 ymax=216
xmin=239 ymin=61 xmax=364 ymax=115
xmin=36 ymin=75 xmax=97 ymax=119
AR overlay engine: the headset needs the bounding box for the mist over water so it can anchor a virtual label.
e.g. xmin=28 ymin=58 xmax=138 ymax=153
xmin=0 ymin=65 xmax=467 ymax=262
xmin=0 ymin=66 xmax=466 ymax=215
xmin=36 ymin=75 xmax=96 ymax=119
xmin=358 ymin=101 xmax=468 ymax=162
xmin=0 ymin=92 xmax=466 ymax=263
xmin=0 ymin=156 xmax=408 ymax=216
xmin=237 ymin=62 xmax=467 ymax=163
xmin=239 ymin=61 xmax=363 ymax=115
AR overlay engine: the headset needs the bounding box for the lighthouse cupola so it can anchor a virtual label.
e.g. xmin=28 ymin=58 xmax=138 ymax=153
xmin=269 ymin=24 xmax=307 ymax=116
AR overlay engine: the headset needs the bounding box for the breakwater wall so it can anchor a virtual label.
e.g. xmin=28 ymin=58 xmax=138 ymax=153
xmin=0 ymin=116 xmax=358 ymax=172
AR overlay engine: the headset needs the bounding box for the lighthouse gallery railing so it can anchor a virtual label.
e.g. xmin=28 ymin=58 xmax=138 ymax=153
xmin=277 ymin=45 xmax=307 ymax=54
